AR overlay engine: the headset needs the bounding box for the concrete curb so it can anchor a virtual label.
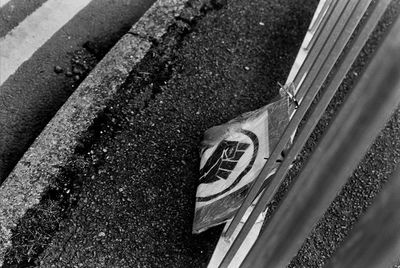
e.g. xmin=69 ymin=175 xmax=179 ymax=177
xmin=0 ymin=0 xmax=190 ymax=264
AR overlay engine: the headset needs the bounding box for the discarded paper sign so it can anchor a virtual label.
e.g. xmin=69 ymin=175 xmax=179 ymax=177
xmin=193 ymin=95 xmax=289 ymax=233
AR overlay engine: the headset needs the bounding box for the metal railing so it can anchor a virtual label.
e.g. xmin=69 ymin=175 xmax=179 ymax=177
xmin=219 ymin=0 xmax=400 ymax=267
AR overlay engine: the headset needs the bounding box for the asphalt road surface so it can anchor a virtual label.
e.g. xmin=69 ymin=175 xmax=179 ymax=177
xmin=3 ymin=0 xmax=400 ymax=267
xmin=0 ymin=0 xmax=155 ymax=181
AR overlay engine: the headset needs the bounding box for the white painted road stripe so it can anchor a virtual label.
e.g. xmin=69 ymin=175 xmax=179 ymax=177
xmin=0 ymin=0 xmax=92 ymax=86
xmin=0 ymin=0 xmax=12 ymax=8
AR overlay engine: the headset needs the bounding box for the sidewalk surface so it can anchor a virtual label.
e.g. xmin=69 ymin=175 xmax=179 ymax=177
xmin=4 ymin=0 xmax=400 ymax=267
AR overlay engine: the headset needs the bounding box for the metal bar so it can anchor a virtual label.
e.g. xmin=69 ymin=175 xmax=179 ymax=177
xmin=286 ymin=0 xmax=338 ymax=86
xmin=224 ymin=0 xmax=369 ymax=241
xmin=220 ymin=1 xmax=388 ymax=264
xmin=224 ymin=0 xmax=357 ymax=240
xmin=295 ymin=0 xmax=371 ymax=102
xmin=220 ymin=1 xmax=391 ymax=265
xmin=306 ymin=0 xmax=337 ymax=51
xmin=241 ymin=16 xmax=400 ymax=268
xmin=291 ymin=0 xmax=346 ymax=95
xmin=309 ymin=0 xmax=331 ymax=33
xmin=324 ymin=166 xmax=400 ymax=268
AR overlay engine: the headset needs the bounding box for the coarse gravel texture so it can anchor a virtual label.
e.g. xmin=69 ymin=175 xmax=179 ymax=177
xmin=3 ymin=0 xmax=400 ymax=267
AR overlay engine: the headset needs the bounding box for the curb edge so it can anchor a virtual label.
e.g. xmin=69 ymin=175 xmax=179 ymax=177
xmin=0 ymin=0 xmax=189 ymax=264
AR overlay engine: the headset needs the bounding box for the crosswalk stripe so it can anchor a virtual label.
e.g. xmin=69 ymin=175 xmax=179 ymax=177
xmin=0 ymin=0 xmax=92 ymax=86
xmin=0 ymin=0 xmax=12 ymax=8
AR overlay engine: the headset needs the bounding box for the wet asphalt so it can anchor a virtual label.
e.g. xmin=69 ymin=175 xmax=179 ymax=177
xmin=4 ymin=0 xmax=400 ymax=267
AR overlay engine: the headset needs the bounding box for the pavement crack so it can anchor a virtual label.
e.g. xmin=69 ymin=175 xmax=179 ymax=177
xmin=2 ymin=163 xmax=84 ymax=266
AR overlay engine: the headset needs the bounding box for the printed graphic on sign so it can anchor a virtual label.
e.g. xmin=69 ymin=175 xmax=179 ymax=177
xmin=193 ymin=96 xmax=289 ymax=233
xmin=196 ymin=129 xmax=258 ymax=202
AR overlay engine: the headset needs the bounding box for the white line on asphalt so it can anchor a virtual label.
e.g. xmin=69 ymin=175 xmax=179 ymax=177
xmin=0 ymin=0 xmax=92 ymax=86
xmin=0 ymin=0 xmax=12 ymax=8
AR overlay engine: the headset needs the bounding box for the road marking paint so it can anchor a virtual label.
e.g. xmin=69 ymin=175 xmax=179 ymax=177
xmin=0 ymin=0 xmax=12 ymax=8
xmin=0 ymin=0 xmax=92 ymax=86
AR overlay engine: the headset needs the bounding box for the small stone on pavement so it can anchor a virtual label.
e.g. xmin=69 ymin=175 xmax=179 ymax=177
xmin=98 ymin=232 xmax=106 ymax=237
xmin=54 ymin=65 xmax=63 ymax=73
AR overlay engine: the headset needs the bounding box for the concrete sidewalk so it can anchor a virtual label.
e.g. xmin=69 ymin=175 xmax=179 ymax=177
xmin=2 ymin=0 xmax=400 ymax=267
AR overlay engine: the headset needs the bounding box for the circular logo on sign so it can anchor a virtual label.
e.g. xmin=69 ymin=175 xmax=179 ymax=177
xmin=196 ymin=129 xmax=258 ymax=202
